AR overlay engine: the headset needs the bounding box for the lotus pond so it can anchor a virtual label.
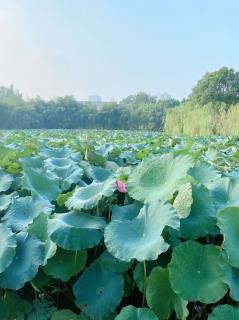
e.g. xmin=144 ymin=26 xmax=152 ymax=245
xmin=1 ymin=130 xmax=239 ymax=319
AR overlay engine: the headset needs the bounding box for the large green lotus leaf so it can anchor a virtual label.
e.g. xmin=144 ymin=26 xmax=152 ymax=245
xmin=23 ymin=167 xmax=61 ymax=201
xmin=208 ymin=305 xmax=239 ymax=320
xmin=189 ymin=162 xmax=220 ymax=188
xmin=95 ymin=143 xmax=115 ymax=157
xmin=111 ymin=201 xmax=142 ymax=221
xmin=90 ymin=166 xmax=113 ymax=182
xmin=40 ymin=146 xmax=72 ymax=158
xmin=146 ymin=267 xmax=188 ymax=320
xmin=105 ymin=201 xmax=179 ymax=262
xmin=66 ymin=178 xmax=116 ymax=210
xmin=217 ymin=207 xmax=239 ymax=268
xmin=0 ymin=192 xmax=16 ymax=212
xmin=21 ymin=156 xmax=44 ymax=170
xmin=43 ymin=247 xmax=87 ymax=281
xmin=115 ymin=305 xmax=158 ymax=320
xmin=44 ymin=157 xmax=74 ymax=169
xmin=211 ymin=177 xmax=239 ymax=210
xmin=173 ymin=183 xmax=193 ymax=219
xmin=0 ymin=224 xmax=17 ymax=273
xmin=49 ymin=211 xmax=106 ymax=250
xmin=73 ymin=262 xmax=124 ymax=320
xmin=133 ymin=253 xmax=171 ymax=293
xmin=3 ymin=196 xmax=53 ymax=232
xmin=51 ymin=309 xmax=81 ymax=320
xmin=222 ymin=263 xmax=239 ymax=302
xmin=0 ymin=170 xmax=13 ymax=192
xmin=127 ymin=153 xmax=193 ymax=203
xmin=180 ymin=184 xmax=216 ymax=239
xmin=169 ymin=241 xmax=228 ymax=303
xmin=27 ymin=213 xmax=57 ymax=265
xmin=0 ymin=232 xmax=45 ymax=290
xmin=44 ymin=157 xmax=83 ymax=190
xmin=0 ymin=291 xmax=31 ymax=320
xmin=97 ymin=250 xmax=132 ymax=273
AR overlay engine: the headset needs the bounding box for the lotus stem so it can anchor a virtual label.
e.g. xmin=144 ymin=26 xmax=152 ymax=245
xmin=142 ymin=260 xmax=147 ymax=307
xmin=108 ymin=198 xmax=112 ymax=222
xmin=74 ymin=250 xmax=78 ymax=265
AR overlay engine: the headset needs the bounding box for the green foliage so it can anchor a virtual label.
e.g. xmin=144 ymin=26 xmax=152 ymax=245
xmin=1 ymin=130 xmax=239 ymax=319
xmin=127 ymin=153 xmax=193 ymax=203
xmin=73 ymin=262 xmax=124 ymax=320
xmin=146 ymin=267 xmax=188 ymax=319
xmin=43 ymin=248 xmax=87 ymax=281
xmin=208 ymin=305 xmax=239 ymax=320
xmin=168 ymin=241 xmax=228 ymax=303
xmin=0 ymin=87 xmax=179 ymax=130
xmin=115 ymin=305 xmax=158 ymax=319
xmin=189 ymin=67 xmax=239 ymax=105
xmin=0 ymin=291 xmax=31 ymax=320
xmin=165 ymin=67 xmax=239 ymax=135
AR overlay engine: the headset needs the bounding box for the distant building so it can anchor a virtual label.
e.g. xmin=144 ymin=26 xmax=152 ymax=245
xmin=88 ymin=95 xmax=102 ymax=104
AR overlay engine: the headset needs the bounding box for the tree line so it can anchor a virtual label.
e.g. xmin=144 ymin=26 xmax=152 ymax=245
xmin=2 ymin=66 xmax=239 ymax=134
xmin=0 ymin=88 xmax=179 ymax=130
xmin=165 ymin=67 xmax=239 ymax=135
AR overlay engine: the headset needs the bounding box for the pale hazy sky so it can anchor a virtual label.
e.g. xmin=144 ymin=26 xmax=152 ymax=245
xmin=0 ymin=0 xmax=239 ymax=101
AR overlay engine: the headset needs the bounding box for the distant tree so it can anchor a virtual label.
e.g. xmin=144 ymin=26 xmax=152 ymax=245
xmin=120 ymin=92 xmax=157 ymax=105
xmin=0 ymin=85 xmax=24 ymax=107
xmin=188 ymin=67 xmax=239 ymax=106
xmin=157 ymin=98 xmax=179 ymax=109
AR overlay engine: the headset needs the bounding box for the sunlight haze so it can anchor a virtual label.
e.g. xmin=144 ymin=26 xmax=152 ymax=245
xmin=0 ymin=0 xmax=238 ymax=101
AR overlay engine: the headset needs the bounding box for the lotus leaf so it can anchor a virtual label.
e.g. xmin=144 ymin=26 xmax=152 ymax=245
xmin=97 ymin=250 xmax=132 ymax=273
xmin=127 ymin=153 xmax=193 ymax=203
xmin=189 ymin=162 xmax=220 ymax=188
xmin=43 ymin=248 xmax=87 ymax=281
xmin=44 ymin=157 xmax=83 ymax=190
xmin=211 ymin=177 xmax=239 ymax=210
xmin=169 ymin=241 xmax=228 ymax=303
xmin=0 ymin=170 xmax=13 ymax=192
xmin=40 ymin=146 xmax=72 ymax=158
xmin=0 ymin=224 xmax=17 ymax=272
xmin=0 ymin=192 xmax=16 ymax=212
xmin=180 ymin=184 xmax=216 ymax=239
xmin=0 ymin=291 xmax=31 ymax=320
xmin=222 ymin=263 xmax=239 ymax=302
xmin=91 ymin=166 xmax=113 ymax=182
xmin=3 ymin=196 xmax=53 ymax=232
xmin=217 ymin=207 xmax=239 ymax=268
xmin=105 ymin=201 xmax=179 ymax=261
xmin=66 ymin=178 xmax=116 ymax=210
xmin=111 ymin=201 xmax=142 ymax=221
xmin=0 ymin=232 xmax=45 ymax=290
xmin=115 ymin=305 xmax=158 ymax=320
xmin=208 ymin=305 xmax=239 ymax=320
xmin=21 ymin=156 xmax=44 ymax=170
xmin=133 ymin=256 xmax=170 ymax=293
xmin=146 ymin=267 xmax=188 ymax=320
xmin=173 ymin=182 xmax=193 ymax=219
xmin=27 ymin=213 xmax=57 ymax=264
xmin=73 ymin=262 xmax=124 ymax=320
xmin=49 ymin=211 xmax=106 ymax=250
xmin=23 ymin=167 xmax=61 ymax=201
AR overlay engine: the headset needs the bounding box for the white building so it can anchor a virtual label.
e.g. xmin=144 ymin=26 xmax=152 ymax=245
xmin=88 ymin=95 xmax=102 ymax=104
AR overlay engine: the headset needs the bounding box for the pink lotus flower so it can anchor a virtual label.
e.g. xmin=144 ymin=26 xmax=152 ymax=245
xmin=116 ymin=180 xmax=127 ymax=193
